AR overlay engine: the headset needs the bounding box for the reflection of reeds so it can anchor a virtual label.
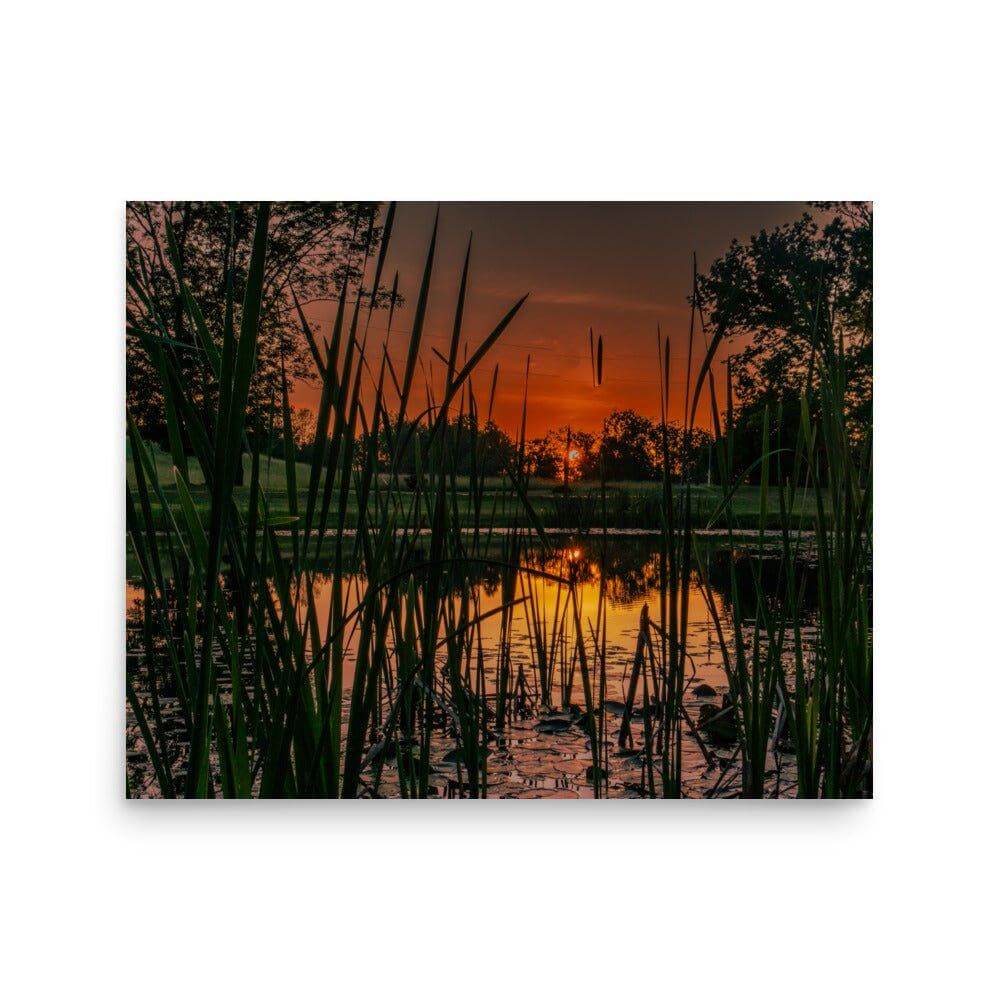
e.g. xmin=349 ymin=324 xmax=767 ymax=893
xmin=126 ymin=202 xmax=871 ymax=799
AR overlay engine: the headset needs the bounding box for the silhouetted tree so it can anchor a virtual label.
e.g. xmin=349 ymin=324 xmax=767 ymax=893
xmin=525 ymin=433 xmax=561 ymax=479
xmin=599 ymin=409 xmax=658 ymax=480
xmin=660 ymin=423 xmax=713 ymax=481
xmin=126 ymin=201 xmax=394 ymax=463
xmin=696 ymin=202 xmax=872 ymax=480
xmin=367 ymin=414 xmax=517 ymax=478
xmin=525 ymin=427 xmax=596 ymax=480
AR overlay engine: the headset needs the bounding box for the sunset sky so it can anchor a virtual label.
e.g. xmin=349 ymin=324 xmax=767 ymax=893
xmin=292 ymin=202 xmax=810 ymax=437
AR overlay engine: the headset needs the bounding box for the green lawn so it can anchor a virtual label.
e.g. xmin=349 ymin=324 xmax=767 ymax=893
xmin=127 ymin=443 xmax=818 ymax=531
xmin=127 ymin=442 xmax=315 ymax=491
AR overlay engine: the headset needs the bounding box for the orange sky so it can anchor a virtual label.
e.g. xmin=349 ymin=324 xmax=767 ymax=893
xmin=291 ymin=202 xmax=810 ymax=437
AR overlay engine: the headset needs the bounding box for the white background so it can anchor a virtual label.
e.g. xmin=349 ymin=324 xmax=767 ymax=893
xmin=2 ymin=2 xmax=998 ymax=997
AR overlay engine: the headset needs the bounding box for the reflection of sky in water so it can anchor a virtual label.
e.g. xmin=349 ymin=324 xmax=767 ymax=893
xmin=125 ymin=537 xmax=820 ymax=797
xmin=125 ymin=538 xmax=735 ymax=698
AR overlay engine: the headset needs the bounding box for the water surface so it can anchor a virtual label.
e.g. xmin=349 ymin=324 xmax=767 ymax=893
xmin=126 ymin=535 xmax=811 ymax=797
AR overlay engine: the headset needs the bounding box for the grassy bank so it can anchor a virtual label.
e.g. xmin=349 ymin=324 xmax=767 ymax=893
xmin=127 ymin=444 xmax=819 ymax=531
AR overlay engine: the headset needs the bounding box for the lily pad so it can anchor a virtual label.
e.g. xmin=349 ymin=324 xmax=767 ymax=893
xmin=441 ymin=747 xmax=489 ymax=766
xmin=553 ymin=758 xmax=588 ymax=777
xmin=536 ymin=718 xmax=574 ymax=734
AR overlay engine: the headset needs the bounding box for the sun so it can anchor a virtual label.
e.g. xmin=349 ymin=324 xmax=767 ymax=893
xmin=568 ymin=448 xmax=580 ymax=462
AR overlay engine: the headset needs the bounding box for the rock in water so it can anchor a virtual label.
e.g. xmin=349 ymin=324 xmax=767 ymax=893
xmin=697 ymin=701 xmax=738 ymax=745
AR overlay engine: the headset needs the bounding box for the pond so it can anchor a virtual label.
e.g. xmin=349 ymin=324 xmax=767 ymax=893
xmin=126 ymin=534 xmax=818 ymax=798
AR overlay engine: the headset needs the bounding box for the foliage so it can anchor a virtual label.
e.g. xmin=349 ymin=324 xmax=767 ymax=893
xmin=383 ymin=415 xmax=518 ymax=477
xmin=126 ymin=201 xmax=394 ymax=447
xmin=697 ymin=202 xmax=873 ymax=455
xmin=596 ymin=410 xmax=711 ymax=482
xmin=525 ymin=427 xmax=598 ymax=480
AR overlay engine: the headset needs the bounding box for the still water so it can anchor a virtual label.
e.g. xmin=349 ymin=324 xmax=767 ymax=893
xmin=126 ymin=536 xmax=811 ymax=798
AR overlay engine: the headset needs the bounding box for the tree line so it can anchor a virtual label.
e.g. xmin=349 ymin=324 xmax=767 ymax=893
xmin=127 ymin=201 xmax=872 ymax=488
xmin=266 ymin=407 xmax=713 ymax=483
